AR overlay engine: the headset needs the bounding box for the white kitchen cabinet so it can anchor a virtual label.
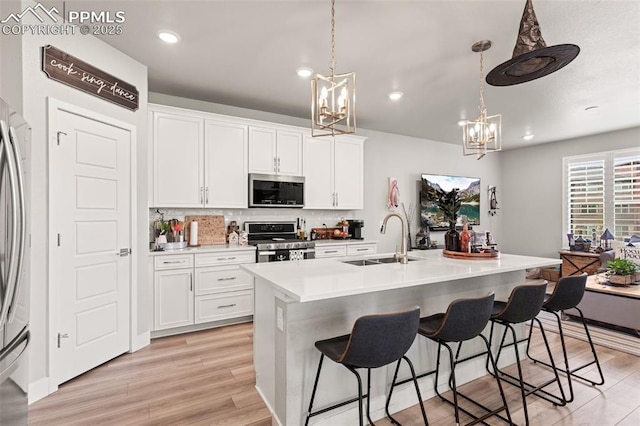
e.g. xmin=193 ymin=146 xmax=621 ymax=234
xmin=150 ymin=105 xmax=248 ymax=208
xmin=249 ymin=126 xmax=303 ymax=176
xmin=204 ymin=119 xmax=248 ymax=208
xmin=314 ymin=242 xmax=377 ymax=259
xmin=152 ymin=249 xmax=255 ymax=334
xmin=154 ymin=267 xmax=194 ymax=331
xmin=152 ymin=112 xmax=204 ymax=207
xmin=303 ymin=134 xmax=365 ymax=209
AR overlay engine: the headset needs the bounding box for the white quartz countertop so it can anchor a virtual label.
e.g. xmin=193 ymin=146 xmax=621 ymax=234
xmin=149 ymin=244 xmax=256 ymax=256
xmin=241 ymin=249 xmax=561 ymax=303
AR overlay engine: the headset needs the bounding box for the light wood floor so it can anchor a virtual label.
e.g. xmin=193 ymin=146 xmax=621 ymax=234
xmin=29 ymin=321 xmax=640 ymax=425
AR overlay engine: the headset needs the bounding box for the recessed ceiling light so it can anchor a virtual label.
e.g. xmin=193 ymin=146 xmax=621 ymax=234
xmin=157 ymin=30 xmax=180 ymax=44
xmin=457 ymin=120 xmax=467 ymax=126
xmin=522 ymin=134 xmax=535 ymax=141
xmin=296 ymin=67 xmax=313 ymax=78
xmin=585 ymin=105 xmax=599 ymax=111
xmin=388 ymin=91 xmax=403 ymax=101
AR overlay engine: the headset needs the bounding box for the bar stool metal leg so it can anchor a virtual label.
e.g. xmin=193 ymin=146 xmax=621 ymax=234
xmin=387 ymin=356 xmax=429 ymax=425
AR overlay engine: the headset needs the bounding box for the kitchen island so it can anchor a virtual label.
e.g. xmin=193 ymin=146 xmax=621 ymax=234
xmin=242 ymin=250 xmax=560 ymax=425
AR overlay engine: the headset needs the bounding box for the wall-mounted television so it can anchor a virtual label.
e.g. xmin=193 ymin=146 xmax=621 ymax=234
xmin=420 ymin=174 xmax=480 ymax=231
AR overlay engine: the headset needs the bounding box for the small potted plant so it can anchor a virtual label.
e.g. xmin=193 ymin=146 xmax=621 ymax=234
xmin=606 ymin=258 xmax=640 ymax=285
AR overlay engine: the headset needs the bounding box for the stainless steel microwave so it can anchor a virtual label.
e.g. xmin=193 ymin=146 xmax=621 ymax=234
xmin=248 ymin=173 xmax=305 ymax=208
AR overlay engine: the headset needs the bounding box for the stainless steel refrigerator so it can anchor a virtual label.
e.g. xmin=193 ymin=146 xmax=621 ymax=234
xmin=0 ymin=97 xmax=30 ymax=425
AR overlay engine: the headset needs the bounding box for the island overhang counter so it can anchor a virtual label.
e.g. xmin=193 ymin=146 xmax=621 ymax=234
xmin=241 ymin=250 xmax=560 ymax=425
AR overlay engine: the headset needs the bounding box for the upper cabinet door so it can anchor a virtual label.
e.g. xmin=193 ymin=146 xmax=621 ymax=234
xmin=275 ymin=130 xmax=303 ymax=176
xmin=303 ymin=135 xmax=335 ymax=209
xmin=334 ymin=137 xmax=364 ymax=210
xmin=204 ymin=120 xmax=248 ymax=208
xmin=152 ymin=112 xmax=204 ymax=207
xmin=248 ymin=127 xmax=277 ymax=174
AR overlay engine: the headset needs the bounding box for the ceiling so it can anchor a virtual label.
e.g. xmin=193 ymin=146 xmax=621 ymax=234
xmin=47 ymin=0 xmax=640 ymax=150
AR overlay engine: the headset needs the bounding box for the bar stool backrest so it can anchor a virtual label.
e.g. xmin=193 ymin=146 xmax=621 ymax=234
xmin=431 ymin=293 xmax=495 ymax=342
xmin=338 ymin=307 xmax=420 ymax=369
xmin=495 ymin=282 xmax=548 ymax=323
xmin=543 ymin=274 xmax=587 ymax=312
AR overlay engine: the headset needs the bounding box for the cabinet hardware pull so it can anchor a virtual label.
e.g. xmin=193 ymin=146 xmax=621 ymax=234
xmin=205 ymin=187 xmax=209 ymax=204
xmin=190 ymin=273 xmax=193 ymax=291
xmin=356 ymin=248 xmax=368 ymax=251
xmin=217 ymin=277 xmax=237 ymax=281
xmin=325 ymin=250 xmax=338 ymax=254
xmin=217 ymin=303 xmax=237 ymax=309
xmin=216 ymin=256 xmax=237 ymax=261
xmin=273 ymin=157 xmax=277 ymax=172
xmin=163 ymin=260 xmax=186 ymax=264
xmin=200 ymin=186 xmax=204 ymax=204
xmin=335 ymin=193 xmax=339 ymax=206
xmin=277 ymin=157 xmax=281 ymax=172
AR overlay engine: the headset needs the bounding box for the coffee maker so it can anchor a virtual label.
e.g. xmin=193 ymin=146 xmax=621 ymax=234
xmin=347 ymin=219 xmax=364 ymax=240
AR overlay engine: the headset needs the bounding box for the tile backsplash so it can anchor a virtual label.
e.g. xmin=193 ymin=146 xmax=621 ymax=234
xmin=149 ymin=208 xmax=360 ymax=242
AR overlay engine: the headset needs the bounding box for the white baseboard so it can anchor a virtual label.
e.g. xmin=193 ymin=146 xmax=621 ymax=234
xmin=28 ymin=377 xmax=52 ymax=405
xmin=536 ymin=311 xmax=640 ymax=356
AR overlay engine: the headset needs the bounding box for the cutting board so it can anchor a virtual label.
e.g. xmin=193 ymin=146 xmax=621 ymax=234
xmin=185 ymin=215 xmax=226 ymax=245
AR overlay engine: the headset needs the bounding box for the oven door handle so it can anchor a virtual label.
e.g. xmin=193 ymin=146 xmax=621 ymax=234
xmin=258 ymin=251 xmax=276 ymax=256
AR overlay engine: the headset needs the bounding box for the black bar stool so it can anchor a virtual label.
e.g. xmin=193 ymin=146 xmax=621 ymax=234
xmin=304 ymin=306 xmax=428 ymax=426
xmin=488 ymin=282 xmax=567 ymax=425
xmin=526 ymin=273 xmax=605 ymax=403
xmin=418 ymin=293 xmax=513 ymax=426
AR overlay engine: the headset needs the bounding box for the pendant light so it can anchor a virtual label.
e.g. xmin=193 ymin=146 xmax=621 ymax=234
xmin=462 ymin=41 xmax=502 ymax=160
xmin=311 ymin=0 xmax=356 ymax=137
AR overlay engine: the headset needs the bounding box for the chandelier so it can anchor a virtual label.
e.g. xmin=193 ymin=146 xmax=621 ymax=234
xmin=462 ymin=40 xmax=502 ymax=160
xmin=311 ymin=0 xmax=356 ymax=137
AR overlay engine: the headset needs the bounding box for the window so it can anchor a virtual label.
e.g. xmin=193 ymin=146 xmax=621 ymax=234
xmin=563 ymin=148 xmax=640 ymax=242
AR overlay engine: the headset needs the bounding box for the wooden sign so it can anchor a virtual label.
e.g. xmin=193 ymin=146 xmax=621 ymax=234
xmin=42 ymin=45 xmax=139 ymax=111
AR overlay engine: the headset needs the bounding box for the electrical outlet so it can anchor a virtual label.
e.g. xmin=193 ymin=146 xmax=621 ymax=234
xmin=276 ymin=306 xmax=284 ymax=331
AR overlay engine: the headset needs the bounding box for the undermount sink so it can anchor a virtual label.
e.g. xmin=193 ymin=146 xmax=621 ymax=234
xmin=342 ymin=256 xmax=417 ymax=266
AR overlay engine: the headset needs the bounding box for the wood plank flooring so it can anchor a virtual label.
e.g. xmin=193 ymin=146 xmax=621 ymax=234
xmin=29 ymin=321 xmax=640 ymax=425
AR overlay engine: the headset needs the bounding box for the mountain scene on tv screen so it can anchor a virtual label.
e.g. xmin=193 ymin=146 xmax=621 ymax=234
xmin=420 ymin=175 xmax=480 ymax=229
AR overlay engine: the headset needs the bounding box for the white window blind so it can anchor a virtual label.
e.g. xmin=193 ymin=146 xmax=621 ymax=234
xmin=564 ymin=148 xmax=640 ymax=242
xmin=613 ymin=153 xmax=640 ymax=239
xmin=566 ymin=159 xmax=605 ymax=236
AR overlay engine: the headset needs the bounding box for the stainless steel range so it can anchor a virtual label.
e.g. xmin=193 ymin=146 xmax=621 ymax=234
xmin=245 ymin=221 xmax=315 ymax=262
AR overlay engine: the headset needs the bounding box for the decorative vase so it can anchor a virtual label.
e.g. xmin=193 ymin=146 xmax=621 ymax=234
xmin=445 ymin=222 xmax=460 ymax=252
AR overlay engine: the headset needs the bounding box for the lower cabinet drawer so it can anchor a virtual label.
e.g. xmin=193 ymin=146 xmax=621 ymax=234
xmin=315 ymin=245 xmax=347 ymax=258
xmin=195 ymin=266 xmax=254 ymax=295
xmin=195 ymin=290 xmax=253 ymax=324
xmin=347 ymin=244 xmax=377 ymax=256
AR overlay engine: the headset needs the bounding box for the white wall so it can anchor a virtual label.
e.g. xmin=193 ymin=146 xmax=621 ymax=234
xmin=359 ymin=128 xmax=503 ymax=253
xmin=0 ymin=0 xmax=23 ymax=112
xmin=13 ymin=2 xmax=148 ymax=400
xmin=501 ymin=126 xmax=640 ymax=258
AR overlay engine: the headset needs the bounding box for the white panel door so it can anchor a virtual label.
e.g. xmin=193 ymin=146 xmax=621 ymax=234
xmin=275 ymin=130 xmax=303 ymax=176
xmin=302 ymin=135 xmax=334 ymax=209
xmin=204 ymin=120 xmax=248 ymax=208
xmin=248 ymin=127 xmax=276 ymax=174
xmin=334 ymin=137 xmax=364 ymax=209
xmin=53 ymin=109 xmax=131 ymax=385
xmin=153 ymin=112 xmax=203 ymax=207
